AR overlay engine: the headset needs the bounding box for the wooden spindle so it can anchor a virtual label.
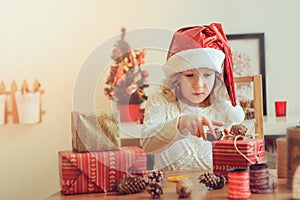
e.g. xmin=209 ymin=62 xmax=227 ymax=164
xmin=11 ymin=80 xmax=19 ymax=123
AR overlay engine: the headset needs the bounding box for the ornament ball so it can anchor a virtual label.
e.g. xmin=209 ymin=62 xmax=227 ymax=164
xmin=141 ymin=70 xmax=149 ymax=77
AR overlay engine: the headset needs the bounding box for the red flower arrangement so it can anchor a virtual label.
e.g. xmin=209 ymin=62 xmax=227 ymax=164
xmin=104 ymin=28 xmax=149 ymax=105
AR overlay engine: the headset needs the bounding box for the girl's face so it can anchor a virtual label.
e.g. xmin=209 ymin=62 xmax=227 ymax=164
xmin=179 ymin=68 xmax=215 ymax=105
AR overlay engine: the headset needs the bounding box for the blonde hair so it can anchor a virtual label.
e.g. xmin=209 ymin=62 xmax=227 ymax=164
xmin=161 ymin=72 xmax=229 ymax=108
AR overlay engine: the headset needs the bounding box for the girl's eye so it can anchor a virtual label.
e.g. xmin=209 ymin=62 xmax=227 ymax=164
xmin=203 ymin=73 xmax=212 ymax=78
xmin=184 ymin=73 xmax=194 ymax=77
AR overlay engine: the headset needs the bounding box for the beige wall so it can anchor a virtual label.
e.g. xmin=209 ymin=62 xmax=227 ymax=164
xmin=1 ymin=0 xmax=300 ymax=199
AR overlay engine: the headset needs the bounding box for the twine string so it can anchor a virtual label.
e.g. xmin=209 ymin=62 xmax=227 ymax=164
xmin=233 ymin=135 xmax=255 ymax=164
xmin=219 ymin=120 xmax=261 ymax=164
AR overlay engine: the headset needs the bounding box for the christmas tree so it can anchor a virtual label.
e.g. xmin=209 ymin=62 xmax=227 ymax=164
xmin=104 ymin=28 xmax=149 ymax=105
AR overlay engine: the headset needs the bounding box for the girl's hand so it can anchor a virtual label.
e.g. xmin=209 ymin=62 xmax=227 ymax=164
xmin=177 ymin=114 xmax=224 ymax=140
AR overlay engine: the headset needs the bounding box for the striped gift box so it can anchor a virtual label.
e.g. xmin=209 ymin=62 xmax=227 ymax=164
xmin=58 ymin=146 xmax=147 ymax=195
xmin=212 ymin=139 xmax=266 ymax=178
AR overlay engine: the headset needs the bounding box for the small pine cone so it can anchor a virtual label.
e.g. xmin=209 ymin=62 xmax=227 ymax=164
xmin=147 ymin=170 xmax=164 ymax=185
xmin=147 ymin=183 xmax=163 ymax=199
xmin=198 ymin=172 xmax=226 ymax=190
xmin=176 ymin=178 xmax=193 ymax=198
xmin=214 ymin=174 xmax=226 ymax=189
xmin=230 ymin=124 xmax=248 ymax=137
xmin=115 ymin=176 xmax=148 ymax=195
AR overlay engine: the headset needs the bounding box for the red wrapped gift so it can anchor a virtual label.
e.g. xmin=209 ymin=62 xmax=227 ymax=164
xmin=212 ymin=139 xmax=266 ymax=178
xmin=59 ymin=146 xmax=147 ymax=195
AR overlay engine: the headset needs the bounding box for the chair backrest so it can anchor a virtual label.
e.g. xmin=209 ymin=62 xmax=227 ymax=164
xmin=234 ymin=74 xmax=264 ymax=139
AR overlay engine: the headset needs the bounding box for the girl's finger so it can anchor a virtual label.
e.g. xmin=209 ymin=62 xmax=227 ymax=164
xmin=211 ymin=120 xmax=225 ymax=127
xmin=192 ymin=124 xmax=198 ymax=136
xmin=198 ymin=126 xmax=207 ymax=140
xmin=201 ymin=116 xmax=216 ymax=138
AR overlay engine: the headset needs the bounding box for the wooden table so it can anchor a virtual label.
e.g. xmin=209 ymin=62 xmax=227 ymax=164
xmin=47 ymin=170 xmax=292 ymax=200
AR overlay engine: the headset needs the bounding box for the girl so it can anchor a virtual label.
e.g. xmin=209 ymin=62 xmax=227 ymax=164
xmin=141 ymin=23 xmax=245 ymax=171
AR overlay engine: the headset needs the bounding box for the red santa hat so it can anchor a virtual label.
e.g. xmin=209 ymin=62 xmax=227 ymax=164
xmin=162 ymin=23 xmax=237 ymax=106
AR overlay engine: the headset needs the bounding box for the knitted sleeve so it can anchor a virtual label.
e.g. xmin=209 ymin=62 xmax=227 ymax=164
xmin=153 ymin=134 xmax=213 ymax=170
xmin=141 ymin=92 xmax=214 ymax=170
xmin=140 ymin=92 xmax=181 ymax=153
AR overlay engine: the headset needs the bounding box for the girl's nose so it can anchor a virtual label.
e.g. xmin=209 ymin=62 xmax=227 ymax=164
xmin=193 ymin=77 xmax=205 ymax=88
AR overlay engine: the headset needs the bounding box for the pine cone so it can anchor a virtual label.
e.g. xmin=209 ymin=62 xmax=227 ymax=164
xmin=198 ymin=172 xmax=226 ymax=190
xmin=229 ymin=124 xmax=248 ymax=137
xmin=115 ymin=176 xmax=149 ymax=195
xmin=147 ymin=170 xmax=164 ymax=185
xmin=147 ymin=183 xmax=163 ymax=198
xmin=176 ymin=178 xmax=193 ymax=198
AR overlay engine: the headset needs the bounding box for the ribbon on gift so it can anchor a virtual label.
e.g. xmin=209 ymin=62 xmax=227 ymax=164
xmin=233 ymin=135 xmax=259 ymax=164
xmin=220 ymin=120 xmax=263 ymax=165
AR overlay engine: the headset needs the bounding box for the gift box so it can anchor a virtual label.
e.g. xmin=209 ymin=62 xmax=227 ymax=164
xmin=59 ymin=146 xmax=147 ymax=195
xmin=212 ymin=139 xmax=266 ymax=178
xmin=71 ymin=111 xmax=121 ymax=152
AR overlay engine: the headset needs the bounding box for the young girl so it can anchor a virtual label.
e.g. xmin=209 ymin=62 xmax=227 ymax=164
xmin=140 ymin=23 xmax=245 ymax=171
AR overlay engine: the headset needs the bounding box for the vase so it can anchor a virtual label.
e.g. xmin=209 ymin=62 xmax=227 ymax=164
xmin=15 ymin=91 xmax=40 ymax=124
xmin=117 ymin=104 xmax=140 ymax=122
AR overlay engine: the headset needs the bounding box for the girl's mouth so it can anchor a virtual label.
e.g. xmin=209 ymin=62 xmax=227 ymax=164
xmin=192 ymin=92 xmax=203 ymax=96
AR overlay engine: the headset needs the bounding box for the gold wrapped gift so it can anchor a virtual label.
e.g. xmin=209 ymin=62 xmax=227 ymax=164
xmin=71 ymin=111 xmax=120 ymax=152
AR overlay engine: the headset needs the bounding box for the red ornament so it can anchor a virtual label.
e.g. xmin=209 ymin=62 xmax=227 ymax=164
xmin=137 ymin=50 xmax=146 ymax=65
xmin=141 ymin=70 xmax=149 ymax=78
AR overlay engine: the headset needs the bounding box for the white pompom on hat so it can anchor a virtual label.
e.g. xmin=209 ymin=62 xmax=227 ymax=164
xmin=162 ymin=23 xmax=237 ymax=106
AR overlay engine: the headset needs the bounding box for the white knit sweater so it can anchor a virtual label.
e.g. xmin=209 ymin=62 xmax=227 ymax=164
xmin=140 ymin=92 xmax=244 ymax=171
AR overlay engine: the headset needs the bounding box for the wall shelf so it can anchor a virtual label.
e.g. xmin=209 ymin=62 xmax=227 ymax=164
xmin=0 ymin=80 xmax=46 ymax=124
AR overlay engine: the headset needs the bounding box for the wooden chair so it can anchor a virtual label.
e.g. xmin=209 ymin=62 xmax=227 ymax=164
xmin=234 ymin=74 xmax=264 ymax=139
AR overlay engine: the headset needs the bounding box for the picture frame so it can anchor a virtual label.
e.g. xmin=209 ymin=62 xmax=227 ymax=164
xmin=227 ymin=33 xmax=267 ymax=115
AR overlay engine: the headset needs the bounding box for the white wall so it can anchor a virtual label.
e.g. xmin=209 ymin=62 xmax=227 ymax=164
xmin=1 ymin=0 xmax=300 ymax=199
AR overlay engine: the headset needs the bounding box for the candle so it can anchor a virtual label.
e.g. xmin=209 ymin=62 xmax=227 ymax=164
xmin=228 ymin=168 xmax=251 ymax=199
xmin=276 ymin=137 xmax=287 ymax=178
xmin=275 ymin=101 xmax=287 ymax=117
xmin=249 ymin=163 xmax=276 ymax=193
